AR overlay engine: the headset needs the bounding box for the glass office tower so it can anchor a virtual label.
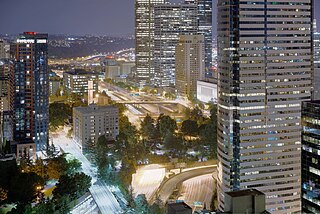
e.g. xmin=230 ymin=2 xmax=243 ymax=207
xmin=135 ymin=0 xmax=167 ymax=86
xmin=217 ymin=1 xmax=313 ymax=213
xmin=302 ymin=101 xmax=320 ymax=213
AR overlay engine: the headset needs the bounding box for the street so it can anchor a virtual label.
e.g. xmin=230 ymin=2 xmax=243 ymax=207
xmin=52 ymin=131 xmax=123 ymax=214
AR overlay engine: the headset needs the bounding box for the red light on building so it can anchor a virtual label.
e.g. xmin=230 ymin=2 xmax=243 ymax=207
xmin=24 ymin=32 xmax=38 ymax=35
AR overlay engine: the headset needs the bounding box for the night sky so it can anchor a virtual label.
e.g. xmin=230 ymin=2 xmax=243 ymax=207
xmin=0 ymin=0 xmax=319 ymax=36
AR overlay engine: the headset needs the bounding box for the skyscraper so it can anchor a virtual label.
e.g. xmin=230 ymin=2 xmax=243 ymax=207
xmin=185 ymin=0 xmax=213 ymax=74
xmin=12 ymin=32 xmax=49 ymax=152
xmin=0 ymin=59 xmax=14 ymax=143
xmin=135 ymin=0 xmax=167 ymax=86
xmin=176 ymin=35 xmax=205 ymax=97
xmin=314 ymin=32 xmax=320 ymax=100
xmin=301 ymin=100 xmax=320 ymax=213
xmin=217 ymin=1 xmax=313 ymax=213
xmin=154 ymin=3 xmax=197 ymax=87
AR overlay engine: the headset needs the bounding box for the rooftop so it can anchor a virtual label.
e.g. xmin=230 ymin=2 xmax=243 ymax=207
xmin=225 ymin=189 xmax=264 ymax=198
xmin=74 ymin=104 xmax=118 ymax=114
xmin=64 ymin=69 xmax=97 ymax=76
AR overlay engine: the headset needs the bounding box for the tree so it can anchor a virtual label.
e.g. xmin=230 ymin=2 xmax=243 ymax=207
xmin=66 ymin=158 xmax=82 ymax=175
xmin=135 ymin=194 xmax=150 ymax=213
xmin=47 ymin=154 xmax=69 ymax=180
xmin=190 ymin=106 xmax=203 ymax=122
xmin=53 ymin=172 xmax=91 ymax=201
xmin=8 ymin=172 xmax=44 ymax=205
xmin=181 ymin=119 xmax=198 ymax=137
xmin=199 ymin=104 xmax=217 ymax=159
xmin=157 ymin=114 xmax=177 ymax=140
xmin=49 ymin=102 xmax=72 ymax=131
xmin=140 ymin=114 xmax=156 ymax=140
xmin=164 ymin=133 xmax=185 ymax=157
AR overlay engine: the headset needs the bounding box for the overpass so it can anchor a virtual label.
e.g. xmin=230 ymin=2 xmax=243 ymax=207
xmin=115 ymin=100 xmax=178 ymax=105
xmin=150 ymin=165 xmax=217 ymax=204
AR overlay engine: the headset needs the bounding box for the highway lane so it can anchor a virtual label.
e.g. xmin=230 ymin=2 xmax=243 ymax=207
xmin=155 ymin=165 xmax=217 ymax=203
xmin=52 ymin=132 xmax=123 ymax=214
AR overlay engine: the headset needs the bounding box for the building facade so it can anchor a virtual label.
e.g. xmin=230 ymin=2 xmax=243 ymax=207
xmin=73 ymin=104 xmax=119 ymax=150
xmin=176 ymin=35 xmax=205 ymax=97
xmin=302 ymin=101 xmax=320 ymax=213
xmin=135 ymin=0 xmax=167 ymax=86
xmin=185 ymin=0 xmax=213 ymax=73
xmin=63 ymin=69 xmax=98 ymax=95
xmin=217 ymin=1 xmax=313 ymax=213
xmin=0 ymin=41 xmax=6 ymax=59
xmin=154 ymin=3 xmax=198 ymax=87
xmin=196 ymin=80 xmax=217 ymax=103
xmin=314 ymin=32 xmax=320 ymax=100
xmin=12 ymin=32 xmax=49 ymax=151
xmin=0 ymin=59 xmax=14 ymax=143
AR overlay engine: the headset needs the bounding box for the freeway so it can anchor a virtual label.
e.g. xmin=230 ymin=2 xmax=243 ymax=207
xmin=153 ymin=165 xmax=217 ymax=204
xmin=52 ymin=131 xmax=123 ymax=214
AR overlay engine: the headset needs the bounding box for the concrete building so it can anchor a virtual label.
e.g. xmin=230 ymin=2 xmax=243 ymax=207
xmin=0 ymin=59 xmax=13 ymax=143
xmin=119 ymin=61 xmax=135 ymax=75
xmin=154 ymin=3 xmax=198 ymax=87
xmin=176 ymin=35 xmax=205 ymax=97
xmin=301 ymin=101 xmax=320 ymax=213
xmin=224 ymin=189 xmax=268 ymax=214
xmin=73 ymin=104 xmax=119 ymax=150
xmin=196 ymin=80 xmax=217 ymax=103
xmin=0 ymin=41 xmax=6 ymax=59
xmin=49 ymin=80 xmax=61 ymax=96
xmin=12 ymin=32 xmax=49 ymax=152
xmin=217 ymin=1 xmax=313 ymax=213
xmin=135 ymin=0 xmax=167 ymax=86
xmin=167 ymin=202 xmax=192 ymax=214
xmin=105 ymin=64 xmax=120 ymax=79
xmin=314 ymin=32 xmax=320 ymax=100
xmin=63 ymin=69 xmax=98 ymax=95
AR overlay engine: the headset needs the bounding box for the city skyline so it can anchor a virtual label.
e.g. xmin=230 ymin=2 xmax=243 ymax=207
xmin=1 ymin=0 xmax=319 ymax=36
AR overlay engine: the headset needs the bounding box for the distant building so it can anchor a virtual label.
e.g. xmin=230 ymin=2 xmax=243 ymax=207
xmin=0 ymin=41 xmax=6 ymax=59
xmin=12 ymin=32 xmax=49 ymax=152
xmin=196 ymin=80 xmax=217 ymax=103
xmin=314 ymin=32 xmax=320 ymax=100
xmin=49 ymin=80 xmax=61 ymax=96
xmin=0 ymin=59 xmax=13 ymax=142
xmin=73 ymin=104 xmax=119 ymax=150
xmin=135 ymin=0 xmax=167 ymax=86
xmin=119 ymin=61 xmax=135 ymax=75
xmin=224 ymin=189 xmax=269 ymax=214
xmin=184 ymin=0 xmax=213 ymax=73
xmin=63 ymin=69 xmax=98 ymax=95
xmin=105 ymin=64 xmax=120 ymax=79
xmin=154 ymin=3 xmax=198 ymax=87
xmin=167 ymin=202 xmax=192 ymax=214
xmin=302 ymin=100 xmax=320 ymax=213
xmin=176 ymin=35 xmax=205 ymax=97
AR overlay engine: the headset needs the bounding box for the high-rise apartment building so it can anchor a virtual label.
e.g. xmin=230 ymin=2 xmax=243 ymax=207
xmin=185 ymin=0 xmax=213 ymax=73
xmin=217 ymin=1 xmax=313 ymax=213
xmin=135 ymin=0 xmax=167 ymax=86
xmin=176 ymin=35 xmax=205 ymax=97
xmin=154 ymin=3 xmax=197 ymax=87
xmin=73 ymin=104 xmax=119 ymax=150
xmin=301 ymin=101 xmax=320 ymax=213
xmin=12 ymin=32 xmax=49 ymax=152
xmin=0 ymin=59 xmax=14 ymax=143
